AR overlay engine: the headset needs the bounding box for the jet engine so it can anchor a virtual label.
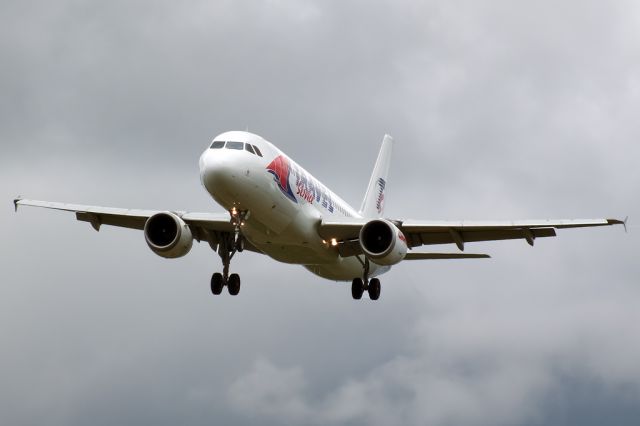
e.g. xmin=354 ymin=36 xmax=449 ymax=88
xmin=359 ymin=219 xmax=408 ymax=265
xmin=144 ymin=212 xmax=193 ymax=258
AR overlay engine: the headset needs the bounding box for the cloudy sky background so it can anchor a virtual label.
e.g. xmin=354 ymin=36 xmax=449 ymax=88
xmin=2 ymin=0 xmax=639 ymax=424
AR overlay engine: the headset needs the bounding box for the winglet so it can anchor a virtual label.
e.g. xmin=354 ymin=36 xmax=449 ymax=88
xmin=608 ymin=217 xmax=628 ymax=233
xmin=13 ymin=196 xmax=22 ymax=212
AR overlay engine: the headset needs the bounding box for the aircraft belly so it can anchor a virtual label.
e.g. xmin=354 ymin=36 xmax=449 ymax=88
xmin=253 ymin=242 xmax=330 ymax=264
xmin=241 ymin=192 xmax=333 ymax=265
xmin=304 ymin=258 xmax=391 ymax=281
xmin=244 ymin=219 xmax=337 ymax=265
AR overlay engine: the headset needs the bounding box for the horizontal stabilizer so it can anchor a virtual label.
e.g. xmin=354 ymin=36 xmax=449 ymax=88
xmin=404 ymin=253 xmax=491 ymax=260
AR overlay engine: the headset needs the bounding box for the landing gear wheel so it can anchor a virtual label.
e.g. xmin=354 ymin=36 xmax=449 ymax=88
xmin=213 ymin=228 xmax=244 ymax=296
xmin=351 ymin=278 xmax=364 ymax=300
xmin=211 ymin=273 xmax=224 ymax=295
xmin=228 ymin=273 xmax=241 ymax=296
xmin=368 ymin=278 xmax=381 ymax=301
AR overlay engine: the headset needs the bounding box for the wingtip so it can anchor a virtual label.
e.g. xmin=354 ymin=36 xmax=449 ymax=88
xmin=472 ymin=253 xmax=491 ymax=259
xmin=13 ymin=196 xmax=22 ymax=212
xmin=608 ymin=217 xmax=629 ymax=233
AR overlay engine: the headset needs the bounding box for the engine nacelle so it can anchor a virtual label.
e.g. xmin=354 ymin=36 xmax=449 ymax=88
xmin=359 ymin=219 xmax=408 ymax=266
xmin=144 ymin=212 xmax=193 ymax=259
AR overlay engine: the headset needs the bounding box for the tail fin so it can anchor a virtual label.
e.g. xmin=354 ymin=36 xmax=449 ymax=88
xmin=359 ymin=134 xmax=393 ymax=218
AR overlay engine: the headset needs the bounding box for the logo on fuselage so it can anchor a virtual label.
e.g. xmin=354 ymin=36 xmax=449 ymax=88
xmin=266 ymin=154 xmax=337 ymax=213
xmin=266 ymin=155 xmax=297 ymax=203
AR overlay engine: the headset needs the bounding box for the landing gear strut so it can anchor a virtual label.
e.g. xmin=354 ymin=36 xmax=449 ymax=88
xmin=210 ymin=208 xmax=248 ymax=296
xmin=351 ymin=257 xmax=382 ymax=301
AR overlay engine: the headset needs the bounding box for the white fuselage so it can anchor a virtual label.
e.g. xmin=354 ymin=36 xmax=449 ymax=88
xmin=199 ymin=131 xmax=389 ymax=281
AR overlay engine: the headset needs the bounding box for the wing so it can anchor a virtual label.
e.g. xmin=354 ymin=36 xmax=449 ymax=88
xmin=398 ymin=218 xmax=624 ymax=250
xmin=319 ymin=216 xmax=625 ymax=256
xmin=13 ymin=198 xmax=261 ymax=253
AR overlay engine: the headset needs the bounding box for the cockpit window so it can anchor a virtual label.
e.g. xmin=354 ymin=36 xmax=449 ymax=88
xmin=226 ymin=141 xmax=244 ymax=150
xmin=210 ymin=140 xmax=262 ymax=155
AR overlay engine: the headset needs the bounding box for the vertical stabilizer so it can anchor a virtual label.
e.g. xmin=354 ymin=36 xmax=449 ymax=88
xmin=359 ymin=134 xmax=393 ymax=218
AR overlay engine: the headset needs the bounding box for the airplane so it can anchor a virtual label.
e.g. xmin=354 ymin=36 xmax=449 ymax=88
xmin=14 ymin=131 xmax=626 ymax=300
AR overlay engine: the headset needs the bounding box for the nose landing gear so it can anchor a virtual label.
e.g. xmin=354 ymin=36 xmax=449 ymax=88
xmin=209 ymin=208 xmax=248 ymax=296
xmin=230 ymin=207 xmax=248 ymax=253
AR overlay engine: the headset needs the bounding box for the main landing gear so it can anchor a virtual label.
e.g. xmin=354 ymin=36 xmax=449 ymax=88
xmin=210 ymin=208 xmax=247 ymax=296
xmin=351 ymin=257 xmax=382 ymax=301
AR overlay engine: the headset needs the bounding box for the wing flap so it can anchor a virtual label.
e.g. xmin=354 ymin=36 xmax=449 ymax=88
xmin=75 ymin=211 xmax=147 ymax=231
xmin=400 ymin=218 xmax=618 ymax=230
xmin=399 ymin=218 xmax=623 ymax=249
xmin=405 ymin=253 xmax=491 ymax=260
xmin=410 ymin=227 xmax=556 ymax=247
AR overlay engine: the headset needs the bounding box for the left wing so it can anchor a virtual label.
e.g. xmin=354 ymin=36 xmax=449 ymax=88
xmin=319 ymin=217 xmax=625 ymax=256
xmin=13 ymin=198 xmax=259 ymax=252
xmin=398 ymin=218 xmax=624 ymax=250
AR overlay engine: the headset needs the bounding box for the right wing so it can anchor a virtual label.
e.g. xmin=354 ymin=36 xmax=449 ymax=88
xmin=13 ymin=198 xmax=261 ymax=253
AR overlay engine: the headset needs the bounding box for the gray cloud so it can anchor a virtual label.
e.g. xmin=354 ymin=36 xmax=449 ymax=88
xmin=2 ymin=0 xmax=639 ymax=425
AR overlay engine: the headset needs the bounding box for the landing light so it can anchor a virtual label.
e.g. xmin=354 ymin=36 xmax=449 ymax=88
xmin=330 ymin=238 xmax=338 ymax=247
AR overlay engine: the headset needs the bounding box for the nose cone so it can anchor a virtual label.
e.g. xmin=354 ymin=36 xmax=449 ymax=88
xmin=199 ymin=149 xmax=236 ymax=195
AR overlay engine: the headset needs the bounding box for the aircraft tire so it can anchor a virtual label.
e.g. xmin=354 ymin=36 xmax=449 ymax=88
xmin=211 ymin=273 xmax=224 ymax=295
xmin=368 ymin=278 xmax=381 ymax=301
xmin=351 ymin=278 xmax=364 ymax=300
xmin=228 ymin=273 xmax=241 ymax=296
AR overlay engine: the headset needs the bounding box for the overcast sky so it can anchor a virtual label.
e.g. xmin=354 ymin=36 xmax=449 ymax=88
xmin=2 ymin=1 xmax=639 ymax=425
